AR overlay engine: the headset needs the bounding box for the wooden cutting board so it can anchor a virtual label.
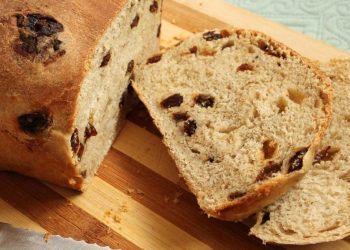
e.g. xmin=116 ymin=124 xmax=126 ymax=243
xmin=0 ymin=1 xmax=349 ymax=249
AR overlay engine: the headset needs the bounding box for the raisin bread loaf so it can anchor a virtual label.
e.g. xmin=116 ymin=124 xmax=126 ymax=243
xmin=0 ymin=0 xmax=162 ymax=190
xmin=133 ymin=29 xmax=332 ymax=220
xmin=251 ymin=59 xmax=350 ymax=244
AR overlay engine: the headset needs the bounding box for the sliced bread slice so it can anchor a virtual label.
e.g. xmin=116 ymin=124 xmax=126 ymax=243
xmin=250 ymin=59 xmax=350 ymax=244
xmin=133 ymin=29 xmax=332 ymax=220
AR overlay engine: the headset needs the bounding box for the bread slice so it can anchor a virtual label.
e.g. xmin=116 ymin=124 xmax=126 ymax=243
xmin=0 ymin=0 xmax=162 ymax=190
xmin=133 ymin=29 xmax=332 ymax=220
xmin=250 ymin=59 xmax=350 ymax=244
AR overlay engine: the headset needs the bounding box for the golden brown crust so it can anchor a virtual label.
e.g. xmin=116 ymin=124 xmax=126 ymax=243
xmin=0 ymin=1 xmax=128 ymax=190
xmin=133 ymin=28 xmax=333 ymax=221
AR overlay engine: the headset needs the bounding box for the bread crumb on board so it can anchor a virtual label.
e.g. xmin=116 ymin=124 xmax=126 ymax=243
xmin=43 ymin=232 xmax=51 ymax=243
xmin=103 ymin=203 xmax=129 ymax=224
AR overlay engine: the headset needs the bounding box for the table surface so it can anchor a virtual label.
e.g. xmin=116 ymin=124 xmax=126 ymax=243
xmin=226 ymin=0 xmax=350 ymax=52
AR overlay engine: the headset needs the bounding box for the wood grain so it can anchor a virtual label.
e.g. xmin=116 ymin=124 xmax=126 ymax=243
xmin=1 ymin=0 xmax=349 ymax=249
xmin=0 ymin=172 xmax=139 ymax=250
xmin=100 ymin=149 xmax=279 ymax=250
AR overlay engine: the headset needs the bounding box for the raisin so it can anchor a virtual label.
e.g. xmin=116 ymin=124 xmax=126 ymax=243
xmin=160 ymin=94 xmax=183 ymax=108
xmin=84 ymin=123 xmax=98 ymax=143
xmin=194 ymin=94 xmax=214 ymax=108
xmin=20 ymin=33 xmax=38 ymax=54
xmin=256 ymin=161 xmax=282 ymax=182
xmin=288 ymin=148 xmax=308 ymax=173
xmin=77 ymin=143 xmax=84 ymax=161
xmin=203 ymin=31 xmax=222 ymax=41
xmin=189 ymin=46 xmax=198 ymax=54
xmin=184 ymin=120 xmax=197 ymax=136
xmin=27 ymin=14 xmax=64 ymax=36
xmin=53 ymin=39 xmax=62 ymax=51
xmin=203 ymin=30 xmax=230 ymax=41
xmin=157 ymin=24 xmax=161 ymax=38
xmin=261 ymin=212 xmax=270 ymax=225
xmin=15 ymin=13 xmax=65 ymax=63
xmin=16 ymin=14 xmax=25 ymax=27
xmin=150 ymin=1 xmax=159 ymax=13
xmin=207 ymin=157 xmax=215 ymax=163
xmin=172 ymin=112 xmax=189 ymax=122
xmin=130 ymin=14 xmax=140 ymax=29
xmin=18 ymin=110 xmax=53 ymax=134
xmin=71 ymin=129 xmax=80 ymax=154
xmin=126 ymin=60 xmax=134 ymax=74
xmin=100 ymin=51 xmax=111 ymax=67
xmin=147 ymin=54 xmax=162 ymax=64
xmin=237 ymin=63 xmax=254 ymax=72
xmin=228 ymin=191 xmax=246 ymax=200
xmin=313 ymin=146 xmax=339 ymax=164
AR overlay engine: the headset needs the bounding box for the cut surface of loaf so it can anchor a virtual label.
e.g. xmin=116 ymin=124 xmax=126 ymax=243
xmin=251 ymin=59 xmax=350 ymax=244
xmin=133 ymin=29 xmax=332 ymax=220
xmin=0 ymin=0 xmax=162 ymax=190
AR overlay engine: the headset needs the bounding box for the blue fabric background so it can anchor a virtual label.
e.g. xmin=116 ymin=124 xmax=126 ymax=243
xmin=225 ymin=0 xmax=350 ymax=52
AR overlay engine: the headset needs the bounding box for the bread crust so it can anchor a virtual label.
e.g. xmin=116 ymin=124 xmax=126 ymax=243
xmin=133 ymin=28 xmax=333 ymax=221
xmin=0 ymin=0 xmax=129 ymax=189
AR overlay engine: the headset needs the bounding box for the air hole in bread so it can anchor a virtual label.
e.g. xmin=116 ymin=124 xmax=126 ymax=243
xmin=253 ymin=108 xmax=260 ymax=118
xmin=237 ymin=63 xmax=254 ymax=72
xmin=256 ymin=161 xmax=282 ymax=182
xmin=248 ymin=46 xmax=255 ymax=53
xmin=228 ymin=191 xmax=246 ymax=200
xmin=313 ymin=146 xmax=340 ymax=164
xmin=126 ymin=60 xmax=134 ymax=74
xmin=191 ymin=148 xmax=200 ymax=154
xmin=160 ymin=93 xmax=183 ymax=108
xmin=288 ymin=88 xmax=305 ymax=104
xmin=288 ymin=147 xmax=308 ymax=173
xmin=262 ymin=140 xmax=278 ymax=159
xmin=314 ymin=98 xmax=321 ymax=108
xmin=218 ymin=126 xmax=237 ymax=134
xmin=157 ymin=24 xmax=161 ymax=38
xmin=260 ymin=212 xmax=270 ymax=225
xmin=222 ymin=41 xmax=235 ymax=50
xmin=199 ymin=48 xmax=217 ymax=56
xmin=344 ymin=115 xmax=350 ymax=123
xmin=130 ymin=14 xmax=140 ymax=29
xmin=100 ymin=51 xmax=111 ymax=67
xmin=318 ymin=223 xmax=341 ymax=233
xmin=276 ymin=97 xmax=287 ymax=113
xmin=278 ymin=226 xmax=297 ymax=235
